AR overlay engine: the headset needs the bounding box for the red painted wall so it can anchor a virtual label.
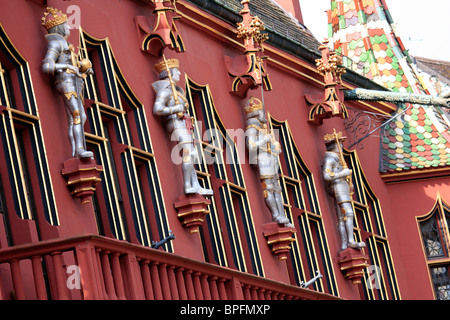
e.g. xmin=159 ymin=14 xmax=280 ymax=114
xmin=0 ymin=0 xmax=447 ymax=300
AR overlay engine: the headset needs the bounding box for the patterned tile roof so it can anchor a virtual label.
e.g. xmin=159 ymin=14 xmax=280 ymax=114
xmin=328 ymin=0 xmax=450 ymax=174
xmin=414 ymin=56 xmax=450 ymax=90
xmin=213 ymin=0 xmax=322 ymax=53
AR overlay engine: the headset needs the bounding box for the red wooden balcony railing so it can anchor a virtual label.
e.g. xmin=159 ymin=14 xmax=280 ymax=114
xmin=0 ymin=234 xmax=339 ymax=300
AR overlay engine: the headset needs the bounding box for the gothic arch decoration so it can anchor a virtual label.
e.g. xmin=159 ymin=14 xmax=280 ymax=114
xmin=134 ymin=0 xmax=185 ymax=57
xmin=0 ymin=23 xmax=59 ymax=227
xmin=79 ymin=29 xmax=172 ymax=250
xmin=416 ymin=194 xmax=450 ymax=300
xmin=184 ymin=75 xmax=264 ymax=277
xmin=305 ymin=41 xmax=348 ymax=125
xmin=344 ymin=148 xmax=401 ymax=299
xmin=269 ymin=116 xmax=339 ymax=296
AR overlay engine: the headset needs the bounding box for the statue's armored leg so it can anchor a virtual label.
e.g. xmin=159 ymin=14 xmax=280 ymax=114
xmin=336 ymin=206 xmax=348 ymax=251
xmin=181 ymin=146 xmax=213 ymax=196
xmin=341 ymin=202 xmax=365 ymax=249
xmin=191 ymin=159 xmax=213 ymax=196
xmin=273 ymin=180 xmax=293 ymax=227
xmin=65 ymin=106 xmax=76 ymax=157
xmin=264 ymin=191 xmax=280 ymax=221
xmin=181 ymin=147 xmax=196 ymax=193
xmin=263 ymin=179 xmax=290 ymax=226
xmin=80 ymin=102 xmax=89 ymax=151
xmin=66 ymin=97 xmax=93 ymax=159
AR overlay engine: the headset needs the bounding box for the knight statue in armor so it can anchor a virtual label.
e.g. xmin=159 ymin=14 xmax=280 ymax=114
xmin=244 ymin=97 xmax=293 ymax=228
xmin=322 ymin=129 xmax=365 ymax=250
xmin=41 ymin=7 xmax=93 ymax=159
xmin=152 ymin=57 xmax=213 ymax=196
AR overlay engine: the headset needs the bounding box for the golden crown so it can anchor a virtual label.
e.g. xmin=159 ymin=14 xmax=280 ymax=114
xmin=324 ymin=130 xmax=347 ymax=144
xmin=42 ymin=7 xmax=68 ymax=30
xmin=154 ymin=58 xmax=180 ymax=74
xmin=244 ymin=96 xmax=263 ymax=114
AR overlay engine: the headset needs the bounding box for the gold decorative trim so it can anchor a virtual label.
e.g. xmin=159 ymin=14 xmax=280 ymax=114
xmin=340 ymin=263 xmax=369 ymax=271
xmin=177 ymin=209 xmax=211 ymax=217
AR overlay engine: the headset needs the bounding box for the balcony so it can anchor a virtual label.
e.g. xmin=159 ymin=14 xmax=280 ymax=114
xmin=0 ymin=234 xmax=339 ymax=300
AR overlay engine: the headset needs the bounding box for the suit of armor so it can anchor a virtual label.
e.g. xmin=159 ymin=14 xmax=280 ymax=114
xmin=322 ymin=138 xmax=365 ymax=250
xmin=245 ymin=97 xmax=292 ymax=227
xmin=41 ymin=13 xmax=93 ymax=159
xmin=152 ymin=62 xmax=213 ymax=196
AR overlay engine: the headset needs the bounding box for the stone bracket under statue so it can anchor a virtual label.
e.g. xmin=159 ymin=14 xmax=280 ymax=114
xmin=337 ymin=248 xmax=369 ymax=285
xmin=174 ymin=194 xmax=211 ymax=234
xmin=61 ymin=157 xmax=103 ymax=205
xmin=134 ymin=0 xmax=185 ymax=57
xmin=262 ymin=222 xmax=296 ymax=261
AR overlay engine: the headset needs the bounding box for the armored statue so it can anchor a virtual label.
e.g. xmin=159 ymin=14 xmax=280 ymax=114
xmin=41 ymin=7 xmax=93 ymax=159
xmin=244 ymin=97 xmax=293 ymax=227
xmin=323 ymin=129 xmax=365 ymax=251
xmin=152 ymin=57 xmax=213 ymax=196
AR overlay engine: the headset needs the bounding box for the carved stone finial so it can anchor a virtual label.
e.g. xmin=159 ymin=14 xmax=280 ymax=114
xmin=237 ymin=0 xmax=268 ymax=53
xmin=225 ymin=0 xmax=271 ymax=96
xmin=305 ymin=42 xmax=348 ymax=125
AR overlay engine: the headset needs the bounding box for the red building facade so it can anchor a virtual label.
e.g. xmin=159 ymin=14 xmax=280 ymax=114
xmin=0 ymin=0 xmax=448 ymax=301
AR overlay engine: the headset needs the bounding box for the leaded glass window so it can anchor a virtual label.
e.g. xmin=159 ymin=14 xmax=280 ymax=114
xmin=417 ymin=196 xmax=450 ymax=300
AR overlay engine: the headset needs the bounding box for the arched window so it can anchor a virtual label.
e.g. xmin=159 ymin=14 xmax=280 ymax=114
xmin=0 ymin=24 xmax=58 ymax=244
xmin=269 ymin=116 xmax=338 ymax=295
xmin=79 ymin=30 xmax=171 ymax=250
xmin=185 ymin=76 xmax=264 ymax=276
xmin=417 ymin=195 xmax=450 ymax=300
xmin=345 ymin=149 xmax=401 ymax=299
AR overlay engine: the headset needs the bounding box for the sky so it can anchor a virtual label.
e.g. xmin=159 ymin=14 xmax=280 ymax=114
xmin=298 ymin=0 xmax=450 ymax=61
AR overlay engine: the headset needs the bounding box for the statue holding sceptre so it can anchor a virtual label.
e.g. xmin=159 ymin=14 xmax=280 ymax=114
xmin=322 ymin=129 xmax=365 ymax=250
xmin=152 ymin=57 xmax=213 ymax=196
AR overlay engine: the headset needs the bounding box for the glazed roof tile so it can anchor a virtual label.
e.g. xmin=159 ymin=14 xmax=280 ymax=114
xmin=328 ymin=0 xmax=450 ymax=174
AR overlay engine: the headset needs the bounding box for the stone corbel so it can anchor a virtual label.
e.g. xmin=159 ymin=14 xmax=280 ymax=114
xmin=337 ymin=248 xmax=369 ymax=285
xmin=262 ymin=222 xmax=296 ymax=260
xmin=61 ymin=158 xmax=103 ymax=205
xmin=134 ymin=0 xmax=185 ymax=56
xmin=174 ymin=194 xmax=210 ymax=234
xmin=305 ymin=40 xmax=348 ymax=125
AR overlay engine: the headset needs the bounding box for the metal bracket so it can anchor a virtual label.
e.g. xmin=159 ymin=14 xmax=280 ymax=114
xmin=300 ymin=270 xmax=323 ymax=288
xmin=152 ymin=230 xmax=175 ymax=250
xmin=344 ymin=104 xmax=411 ymax=149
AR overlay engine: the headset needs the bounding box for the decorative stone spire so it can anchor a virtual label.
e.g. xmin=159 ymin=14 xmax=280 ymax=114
xmin=305 ymin=40 xmax=348 ymax=125
xmin=225 ymin=0 xmax=272 ymax=97
xmin=236 ymin=0 xmax=268 ymax=53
